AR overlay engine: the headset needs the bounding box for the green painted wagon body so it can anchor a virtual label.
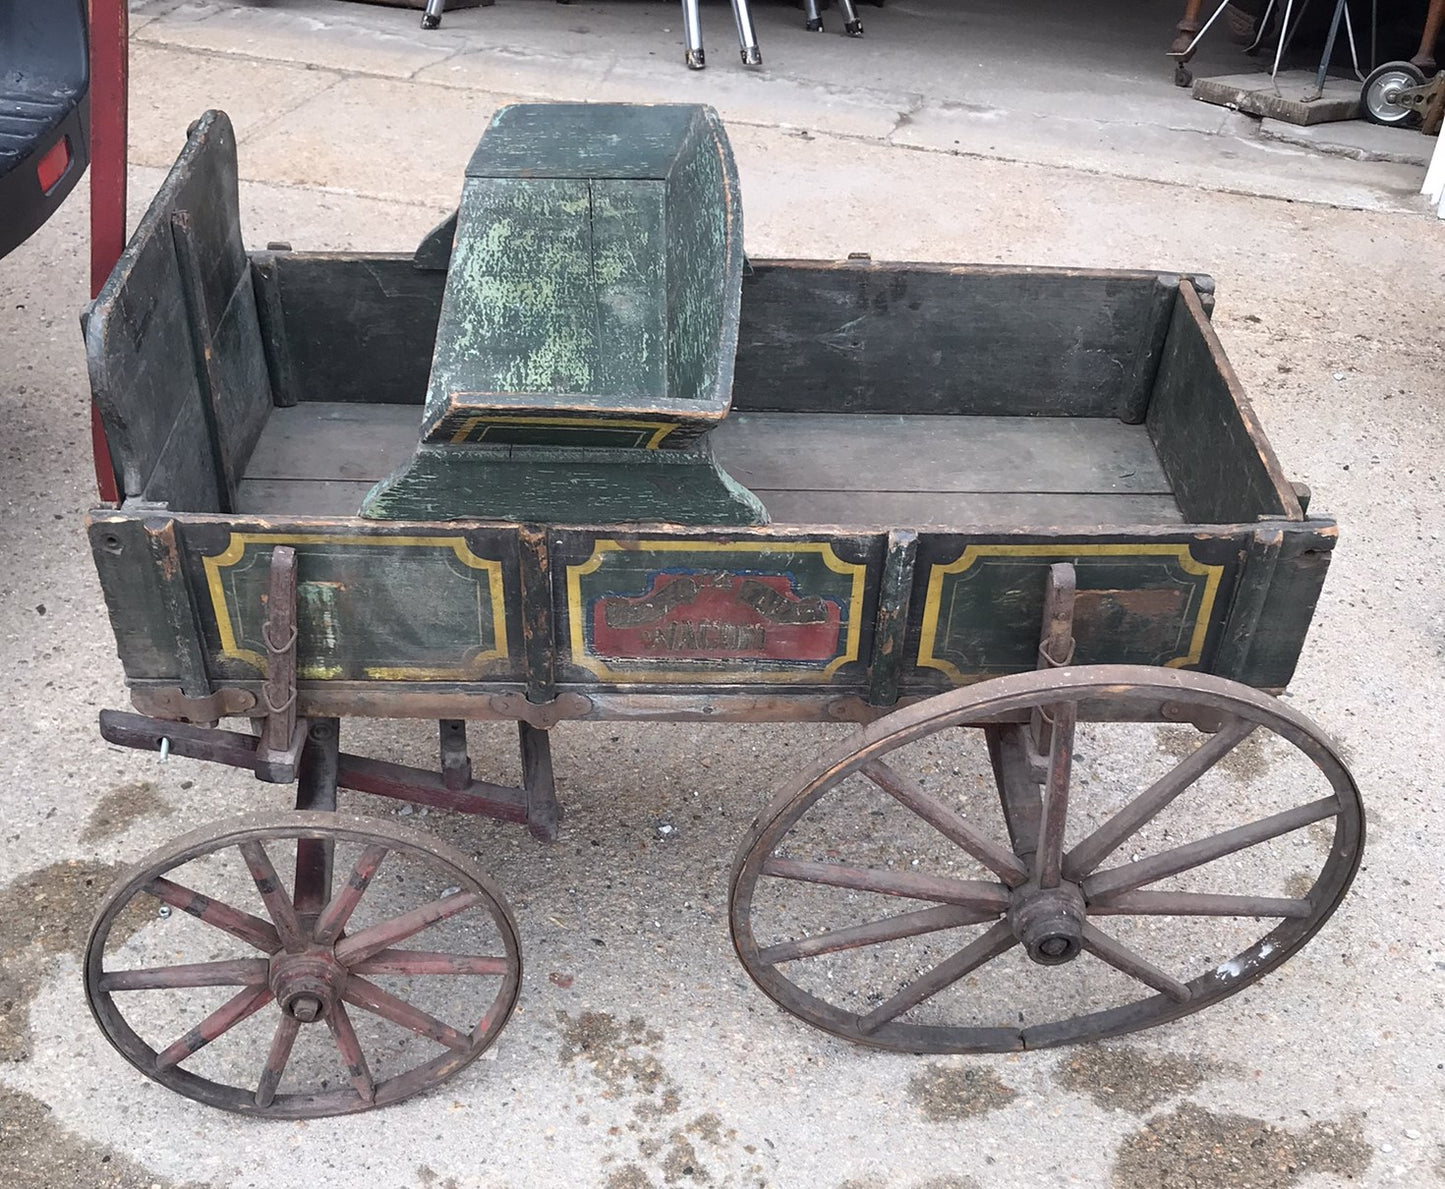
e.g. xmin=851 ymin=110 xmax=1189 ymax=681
xmin=77 ymin=108 xmax=1360 ymax=1113
xmin=86 ymin=109 xmax=1332 ymax=729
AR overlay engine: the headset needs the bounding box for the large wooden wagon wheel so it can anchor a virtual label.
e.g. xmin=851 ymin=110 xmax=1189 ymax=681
xmin=86 ymin=812 xmax=521 ymax=1117
xmin=730 ymin=665 xmax=1362 ymax=1053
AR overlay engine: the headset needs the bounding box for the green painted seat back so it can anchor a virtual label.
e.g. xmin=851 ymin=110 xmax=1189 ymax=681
xmin=422 ymin=103 xmax=743 ymax=451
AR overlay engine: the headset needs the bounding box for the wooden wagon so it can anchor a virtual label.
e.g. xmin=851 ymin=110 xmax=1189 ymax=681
xmin=81 ymin=104 xmax=1362 ymax=1117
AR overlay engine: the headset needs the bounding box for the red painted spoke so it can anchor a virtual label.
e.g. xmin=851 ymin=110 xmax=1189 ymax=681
xmin=99 ymin=958 xmax=269 ymax=992
xmin=1081 ymin=923 xmax=1191 ymax=1003
xmin=1082 ymin=796 xmax=1340 ymax=899
xmin=861 ymin=759 xmax=1030 ymax=886
xmin=238 ymin=841 xmax=306 ymax=952
xmin=326 ymin=1002 xmax=376 ymax=1104
xmin=759 ymin=903 xmax=1000 ymax=966
xmin=334 ymin=891 xmax=481 ymax=967
xmin=1033 ymin=700 xmax=1076 ymax=889
xmin=1087 ymin=890 xmax=1313 ymax=918
xmin=343 ymin=976 xmax=472 ymax=1052
xmin=1064 ymin=717 xmax=1258 ymax=879
xmin=154 ymin=985 xmax=275 ymax=1070
xmin=350 ymin=949 xmax=510 ymax=977
xmin=146 ymin=877 xmax=282 ymax=954
xmin=763 ymin=857 xmax=1010 ymax=910
xmin=255 ymin=1013 xmax=301 ymax=1109
xmin=314 ymin=845 xmax=389 ymax=948
xmin=857 ymin=919 xmax=1018 ymax=1034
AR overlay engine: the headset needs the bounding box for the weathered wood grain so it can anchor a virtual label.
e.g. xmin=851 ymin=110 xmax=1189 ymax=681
xmin=240 ymin=402 xmax=1182 ymax=526
xmin=732 ymin=263 xmax=1202 ymax=420
xmin=1146 ymin=281 xmax=1301 ymax=524
xmin=264 ymin=254 xmax=444 ymax=405
xmin=86 ymin=111 xmax=270 ymax=508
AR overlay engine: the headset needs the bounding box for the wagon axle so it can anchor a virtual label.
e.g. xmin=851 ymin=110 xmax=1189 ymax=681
xmin=1008 ymin=882 xmax=1086 ymax=967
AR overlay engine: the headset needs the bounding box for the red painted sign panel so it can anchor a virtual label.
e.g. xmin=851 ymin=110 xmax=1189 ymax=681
xmin=593 ymin=572 xmax=841 ymax=661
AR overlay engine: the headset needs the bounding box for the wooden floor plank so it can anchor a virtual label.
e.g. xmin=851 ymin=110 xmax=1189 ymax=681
xmin=238 ymin=403 xmax=1182 ymax=526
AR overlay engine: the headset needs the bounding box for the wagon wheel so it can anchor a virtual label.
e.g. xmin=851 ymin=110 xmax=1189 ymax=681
xmin=86 ymin=811 xmax=521 ymax=1117
xmin=730 ymin=665 xmax=1362 ymax=1053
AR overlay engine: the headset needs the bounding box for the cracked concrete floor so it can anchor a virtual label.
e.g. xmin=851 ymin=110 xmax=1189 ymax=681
xmin=1 ymin=1 xmax=1443 ymax=1186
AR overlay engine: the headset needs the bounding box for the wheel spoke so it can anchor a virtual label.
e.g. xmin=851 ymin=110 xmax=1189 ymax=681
xmin=857 ymin=919 xmax=1017 ymax=1034
xmin=860 ymin=758 xmax=1029 ymax=885
xmin=99 ymin=958 xmax=269 ymax=992
xmin=759 ymin=903 xmax=1000 ymax=965
xmin=986 ymin=724 xmax=1042 ymax=863
xmin=255 ymin=1013 xmax=301 ymax=1108
xmin=154 ymin=985 xmax=275 ymax=1070
xmin=1087 ymin=890 xmax=1313 ymax=918
xmin=343 ymin=976 xmax=472 ymax=1052
xmin=326 ymin=1002 xmax=376 ymax=1103
xmin=145 ymin=877 xmax=282 ymax=954
xmin=1080 ymin=923 xmax=1191 ymax=1003
xmin=313 ymin=845 xmax=389 ymax=948
xmin=1064 ymin=717 xmax=1258 ymax=879
xmin=350 ymin=949 xmax=511 ymax=977
xmin=761 ymin=857 xmax=1010 ymax=910
xmin=1034 ymin=700 xmax=1076 ymax=889
xmin=1082 ymin=796 xmax=1340 ymax=899
xmin=334 ymin=890 xmax=481 ymax=967
xmin=238 ymin=841 xmax=306 ymax=952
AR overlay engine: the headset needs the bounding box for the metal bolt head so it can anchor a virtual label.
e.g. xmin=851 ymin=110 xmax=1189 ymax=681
xmin=290 ymin=995 xmax=323 ymax=1023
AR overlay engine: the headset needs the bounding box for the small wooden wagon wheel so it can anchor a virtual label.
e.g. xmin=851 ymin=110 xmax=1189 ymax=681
xmin=730 ymin=665 xmax=1363 ymax=1053
xmin=86 ymin=811 xmax=521 ymax=1117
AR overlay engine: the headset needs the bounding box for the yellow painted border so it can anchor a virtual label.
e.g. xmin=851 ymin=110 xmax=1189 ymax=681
xmin=449 ymin=415 xmax=680 ymax=450
xmin=565 ymin=539 xmax=867 ymax=684
xmin=916 ymin=543 xmax=1224 ymax=684
xmin=202 ymin=533 xmax=508 ymax=681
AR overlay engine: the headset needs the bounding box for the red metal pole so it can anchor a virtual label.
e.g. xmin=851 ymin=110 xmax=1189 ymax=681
xmin=88 ymin=0 xmax=127 ymax=504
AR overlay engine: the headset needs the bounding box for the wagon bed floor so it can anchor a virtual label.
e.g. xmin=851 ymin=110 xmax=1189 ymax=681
xmin=237 ymin=402 xmax=1183 ymax=527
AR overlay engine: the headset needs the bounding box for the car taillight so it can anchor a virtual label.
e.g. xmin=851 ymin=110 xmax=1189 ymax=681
xmin=36 ymin=137 xmax=73 ymax=193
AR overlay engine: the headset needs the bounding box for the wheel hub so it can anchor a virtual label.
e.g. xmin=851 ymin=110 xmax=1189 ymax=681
xmin=269 ymin=950 xmax=347 ymax=1022
xmin=1008 ymin=882 xmax=1086 ymax=966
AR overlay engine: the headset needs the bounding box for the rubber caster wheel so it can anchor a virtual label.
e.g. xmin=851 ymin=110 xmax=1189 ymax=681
xmin=1173 ymin=63 xmax=1193 ymax=88
xmin=731 ymin=665 xmax=1362 ymax=1054
xmin=1360 ymin=60 xmax=1426 ymax=126
xmin=686 ymin=48 xmax=706 ymax=69
xmin=845 ymin=19 xmax=864 ymax=35
xmin=742 ymin=47 xmax=763 ymax=66
xmin=86 ymin=811 xmax=521 ymax=1116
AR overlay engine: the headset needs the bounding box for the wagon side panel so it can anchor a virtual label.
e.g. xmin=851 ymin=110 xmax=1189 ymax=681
xmin=549 ymin=528 xmax=886 ymax=701
xmin=903 ymin=527 xmax=1253 ymax=693
xmin=178 ymin=518 xmax=526 ymax=688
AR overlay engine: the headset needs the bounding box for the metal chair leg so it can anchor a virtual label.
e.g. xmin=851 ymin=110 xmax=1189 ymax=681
xmin=835 ymin=0 xmax=863 ymax=36
xmin=731 ymin=0 xmax=763 ymax=64
xmin=422 ymin=0 xmax=445 ymax=29
xmin=681 ymin=0 xmax=705 ymax=68
xmin=803 ymin=0 xmax=824 ymax=32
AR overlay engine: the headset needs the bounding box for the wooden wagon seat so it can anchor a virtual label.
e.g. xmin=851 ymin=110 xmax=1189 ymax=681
xmin=360 ymin=103 xmax=766 ymax=525
xmin=417 ymin=102 xmax=744 ymax=450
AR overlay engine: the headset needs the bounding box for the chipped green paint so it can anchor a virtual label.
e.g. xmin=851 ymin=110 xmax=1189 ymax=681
xmin=363 ymin=102 xmax=753 ymax=524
